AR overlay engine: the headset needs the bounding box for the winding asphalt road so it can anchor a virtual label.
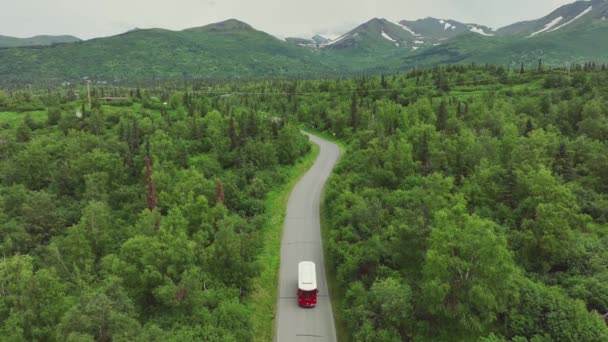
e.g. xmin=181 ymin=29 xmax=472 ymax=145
xmin=275 ymin=133 xmax=340 ymax=342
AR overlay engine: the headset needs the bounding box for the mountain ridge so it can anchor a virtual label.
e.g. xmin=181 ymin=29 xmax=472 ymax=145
xmin=1 ymin=0 xmax=607 ymax=80
xmin=183 ymin=19 xmax=255 ymax=32
xmin=0 ymin=34 xmax=81 ymax=48
xmin=497 ymin=0 xmax=608 ymax=36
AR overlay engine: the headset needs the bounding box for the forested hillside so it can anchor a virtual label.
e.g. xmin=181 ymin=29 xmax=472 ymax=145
xmin=0 ymin=88 xmax=310 ymax=340
xmin=1 ymin=64 xmax=608 ymax=341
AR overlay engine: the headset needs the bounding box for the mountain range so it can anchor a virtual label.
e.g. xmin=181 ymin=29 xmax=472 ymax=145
xmin=0 ymin=35 xmax=81 ymax=48
xmin=1 ymin=0 xmax=607 ymax=81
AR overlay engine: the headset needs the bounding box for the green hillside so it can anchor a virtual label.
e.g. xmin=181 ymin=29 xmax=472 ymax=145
xmin=0 ymin=21 xmax=335 ymax=81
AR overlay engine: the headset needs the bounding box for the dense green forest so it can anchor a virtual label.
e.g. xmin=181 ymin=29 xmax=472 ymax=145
xmin=0 ymin=87 xmax=310 ymax=340
xmin=298 ymin=66 xmax=608 ymax=341
xmin=1 ymin=64 xmax=608 ymax=341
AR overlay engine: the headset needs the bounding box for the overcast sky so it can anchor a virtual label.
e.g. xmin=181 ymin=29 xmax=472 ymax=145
xmin=1 ymin=0 xmax=577 ymax=40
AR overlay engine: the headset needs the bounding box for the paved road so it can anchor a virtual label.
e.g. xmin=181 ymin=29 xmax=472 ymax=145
xmin=275 ymin=133 xmax=340 ymax=342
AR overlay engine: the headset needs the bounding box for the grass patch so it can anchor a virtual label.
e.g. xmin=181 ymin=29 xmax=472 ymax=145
xmin=248 ymin=141 xmax=320 ymax=342
xmin=0 ymin=110 xmax=47 ymax=127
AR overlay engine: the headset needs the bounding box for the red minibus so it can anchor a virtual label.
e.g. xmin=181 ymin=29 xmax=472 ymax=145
xmin=297 ymin=261 xmax=318 ymax=307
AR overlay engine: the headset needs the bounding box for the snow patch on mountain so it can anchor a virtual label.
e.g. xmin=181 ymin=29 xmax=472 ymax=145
xmin=469 ymin=26 xmax=494 ymax=36
xmin=324 ymin=35 xmax=347 ymax=46
xmin=395 ymin=21 xmax=421 ymax=36
xmin=414 ymin=40 xmax=424 ymax=44
xmin=547 ymin=6 xmax=593 ymax=32
xmin=323 ymin=33 xmax=357 ymax=47
xmin=528 ymin=16 xmax=563 ymax=37
xmin=312 ymin=34 xmax=330 ymax=45
xmin=444 ymin=22 xmax=453 ymax=30
xmin=381 ymin=30 xmax=396 ymax=42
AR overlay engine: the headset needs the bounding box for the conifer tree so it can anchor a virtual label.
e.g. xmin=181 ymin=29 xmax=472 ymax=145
xmin=420 ymin=131 xmax=432 ymax=175
xmin=436 ymin=99 xmax=448 ymax=132
xmin=350 ymin=93 xmax=359 ymax=131
xmin=16 ymin=122 xmax=32 ymax=142
xmin=552 ymin=143 xmax=573 ymax=181
xmin=228 ymin=116 xmax=238 ymax=150
xmin=144 ymin=141 xmax=157 ymax=210
xmin=24 ymin=113 xmax=36 ymax=130
xmin=523 ymin=119 xmax=534 ymax=136
xmin=216 ymin=180 xmax=225 ymax=206
xmin=247 ymin=111 xmax=257 ymax=138
xmin=502 ymin=165 xmax=517 ymax=210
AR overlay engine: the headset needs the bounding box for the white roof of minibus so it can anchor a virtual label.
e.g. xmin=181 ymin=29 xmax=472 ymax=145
xmin=298 ymin=261 xmax=317 ymax=291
